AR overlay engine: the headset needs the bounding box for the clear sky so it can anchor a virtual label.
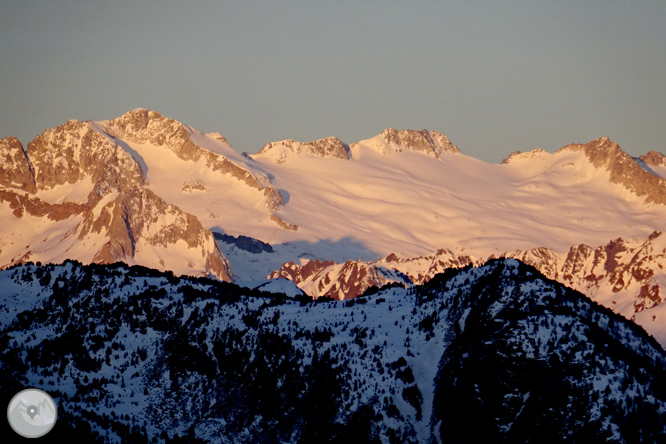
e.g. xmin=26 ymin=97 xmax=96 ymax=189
xmin=1 ymin=1 xmax=664 ymax=163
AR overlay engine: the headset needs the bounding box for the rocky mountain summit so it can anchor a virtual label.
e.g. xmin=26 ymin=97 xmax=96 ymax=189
xmin=256 ymin=136 xmax=351 ymax=162
xmin=641 ymin=150 xmax=666 ymax=167
xmin=254 ymin=128 xmax=459 ymax=163
xmin=102 ymin=109 xmax=283 ymax=211
xmin=0 ymin=113 xmax=233 ymax=281
xmin=560 ymin=137 xmax=666 ymax=205
xmin=350 ymin=128 xmax=460 ymax=157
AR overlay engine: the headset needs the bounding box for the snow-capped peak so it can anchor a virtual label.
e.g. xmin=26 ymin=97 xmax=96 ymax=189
xmin=350 ymin=128 xmax=460 ymax=157
xmin=501 ymin=148 xmax=549 ymax=164
xmin=254 ymin=136 xmax=351 ymax=163
xmin=559 ymin=138 xmax=666 ymax=205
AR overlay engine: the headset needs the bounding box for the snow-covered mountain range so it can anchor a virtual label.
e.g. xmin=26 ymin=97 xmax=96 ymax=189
xmin=0 ymin=112 xmax=235 ymax=281
xmin=3 ymin=110 xmax=666 ymax=441
xmin=2 ymin=109 xmax=665 ymax=338
xmin=1 ymin=259 xmax=665 ymax=442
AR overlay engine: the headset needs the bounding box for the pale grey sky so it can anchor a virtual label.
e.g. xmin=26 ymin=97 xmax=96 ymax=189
xmin=1 ymin=1 xmax=664 ymax=163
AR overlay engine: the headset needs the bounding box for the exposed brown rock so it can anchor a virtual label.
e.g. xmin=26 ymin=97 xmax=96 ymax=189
xmin=270 ymin=214 xmax=299 ymax=231
xmin=385 ymin=253 xmax=399 ymax=262
xmin=501 ymin=149 xmax=548 ymax=164
xmin=82 ymin=187 xmax=233 ymax=281
xmin=103 ymin=109 xmax=282 ymax=210
xmin=0 ymin=137 xmax=36 ymax=192
xmin=356 ymin=128 xmax=460 ymax=157
xmin=640 ymin=151 xmax=666 ymax=167
xmin=560 ymin=138 xmax=666 ymax=205
xmin=25 ymin=119 xmax=144 ymax=199
xmin=268 ymin=259 xmax=336 ymax=284
xmin=181 ymin=182 xmax=207 ymax=193
xmin=0 ymin=189 xmax=87 ymax=220
xmin=269 ymin=233 xmax=666 ymax=312
xmin=1 ymin=112 xmax=233 ymax=281
xmin=258 ymin=137 xmax=351 ymax=161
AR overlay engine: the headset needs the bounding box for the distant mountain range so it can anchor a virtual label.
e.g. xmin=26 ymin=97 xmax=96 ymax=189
xmin=1 ymin=109 xmax=665 ymax=341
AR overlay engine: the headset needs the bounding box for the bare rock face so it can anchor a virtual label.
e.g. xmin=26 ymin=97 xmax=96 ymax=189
xmin=640 ymin=151 xmax=666 ymax=167
xmin=269 ymin=214 xmax=299 ymax=231
xmin=257 ymin=129 xmax=460 ymax=161
xmin=268 ymin=258 xmax=392 ymax=300
xmin=0 ymin=137 xmax=36 ymax=192
xmin=268 ymin=248 xmax=473 ymax=300
xmin=87 ymin=188 xmax=232 ymax=281
xmin=27 ymin=119 xmax=144 ymax=201
xmin=353 ymin=129 xmax=460 ymax=157
xmin=0 ymin=188 xmax=87 ymax=220
xmin=103 ymin=109 xmax=282 ymax=210
xmin=562 ymin=233 xmax=664 ymax=311
xmin=0 ymin=114 xmax=233 ymax=281
xmin=257 ymin=136 xmax=351 ymax=163
xmin=268 ymin=259 xmax=336 ymax=284
xmin=560 ymin=137 xmax=666 ymax=205
xmin=500 ymin=247 xmax=563 ymax=280
xmin=269 ymin=234 xmax=666 ymax=318
xmin=182 ymin=181 xmax=207 ymax=193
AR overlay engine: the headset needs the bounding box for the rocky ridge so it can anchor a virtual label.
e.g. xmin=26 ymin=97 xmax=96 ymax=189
xmin=0 ymin=116 xmax=232 ymax=281
xmin=2 ymin=110 xmax=665 ymax=291
xmin=640 ymin=151 xmax=666 ymax=167
xmin=102 ymin=109 xmax=283 ymax=211
xmin=0 ymin=137 xmax=36 ymax=192
xmin=255 ymin=136 xmax=351 ymax=163
xmin=268 ymin=232 xmax=666 ymax=343
xmin=351 ymin=128 xmax=460 ymax=157
xmin=560 ymin=137 xmax=666 ymax=205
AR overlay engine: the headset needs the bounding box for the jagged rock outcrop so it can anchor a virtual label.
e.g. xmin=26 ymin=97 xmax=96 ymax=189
xmin=85 ymin=188 xmax=231 ymax=282
xmin=103 ymin=109 xmax=282 ymax=210
xmin=269 ymin=214 xmax=299 ymax=231
xmin=560 ymin=137 xmax=666 ymax=205
xmin=269 ymin=233 xmax=666 ymax=326
xmin=0 ymin=137 xmax=36 ymax=192
xmin=501 ymin=234 xmax=664 ymax=312
xmin=268 ymin=249 xmax=473 ymax=300
xmin=351 ymin=128 xmax=460 ymax=157
xmin=27 ymin=118 xmax=144 ymax=200
xmin=255 ymin=128 xmax=461 ymax=162
xmin=640 ymin=151 xmax=666 ymax=167
xmin=0 ymin=115 xmax=233 ymax=281
xmin=269 ymin=259 xmax=336 ymax=285
xmin=256 ymin=136 xmax=351 ymax=163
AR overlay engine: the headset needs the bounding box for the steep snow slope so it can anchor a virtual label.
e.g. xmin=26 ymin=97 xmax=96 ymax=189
xmin=0 ymin=115 xmax=233 ymax=281
xmin=91 ymin=110 xmax=284 ymax=236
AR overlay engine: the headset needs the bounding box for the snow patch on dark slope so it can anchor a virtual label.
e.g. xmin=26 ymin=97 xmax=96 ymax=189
xmin=1 ymin=259 xmax=665 ymax=443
